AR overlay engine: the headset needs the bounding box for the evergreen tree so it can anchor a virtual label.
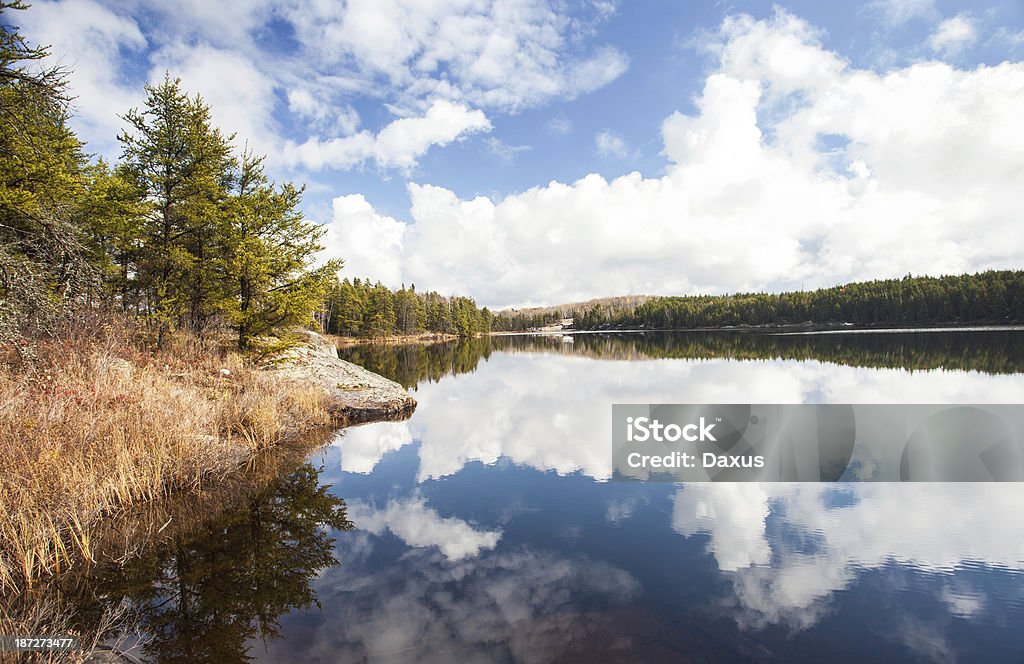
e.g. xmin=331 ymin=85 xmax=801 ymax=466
xmin=0 ymin=1 xmax=89 ymax=338
xmin=361 ymin=282 xmax=396 ymax=337
xmin=393 ymin=284 xmax=420 ymax=335
xmin=118 ymin=74 xmax=235 ymax=346
xmin=332 ymin=278 xmax=364 ymax=335
xmin=222 ymin=150 xmax=341 ymax=350
xmin=78 ymin=160 xmax=144 ymax=309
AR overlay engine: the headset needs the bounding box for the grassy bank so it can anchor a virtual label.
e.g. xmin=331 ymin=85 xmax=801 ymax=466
xmin=0 ymin=431 xmax=342 ymax=663
xmin=0 ymin=320 xmax=336 ymax=594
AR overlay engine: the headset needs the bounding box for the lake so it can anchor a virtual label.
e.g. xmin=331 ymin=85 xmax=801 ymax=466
xmin=77 ymin=329 xmax=1024 ymax=662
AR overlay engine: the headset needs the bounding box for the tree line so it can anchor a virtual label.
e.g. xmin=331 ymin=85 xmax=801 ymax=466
xmin=491 ymin=295 xmax=651 ymax=331
xmin=0 ymin=2 xmax=338 ymax=351
xmin=575 ymin=271 xmax=1024 ymax=330
xmin=319 ymin=278 xmax=492 ymax=338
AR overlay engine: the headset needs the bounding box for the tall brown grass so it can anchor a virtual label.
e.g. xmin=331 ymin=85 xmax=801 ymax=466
xmin=0 ymin=431 xmax=332 ymax=663
xmin=0 ymin=317 xmax=334 ymax=593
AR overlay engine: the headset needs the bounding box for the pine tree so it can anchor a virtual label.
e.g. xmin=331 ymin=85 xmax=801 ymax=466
xmin=0 ymin=1 xmax=90 ymax=338
xmin=78 ymin=160 xmax=144 ymax=310
xmin=222 ymin=150 xmax=341 ymax=350
xmin=393 ymin=284 xmax=420 ymax=335
xmin=118 ymin=74 xmax=235 ymax=346
xmin=333 ymin=279 xmax=364 ymax=335
xmin=361 ymin=282 xmax=396 ymax=337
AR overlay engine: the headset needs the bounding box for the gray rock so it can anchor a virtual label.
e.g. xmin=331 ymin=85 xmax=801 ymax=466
xmin=267 ymin=330 xmax=416 ymax=423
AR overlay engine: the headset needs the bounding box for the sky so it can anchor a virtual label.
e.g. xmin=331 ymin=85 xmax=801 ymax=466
xmin=15 ymin=0 xmax=1024 ymax=308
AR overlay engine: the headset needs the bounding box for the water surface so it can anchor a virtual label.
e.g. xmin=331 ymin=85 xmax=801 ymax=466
xmin=84 ymin=330 xmax=1024 ymax=662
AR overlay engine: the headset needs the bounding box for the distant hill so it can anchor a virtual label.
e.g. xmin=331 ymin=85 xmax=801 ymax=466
xmin=492 ymin=295 xmax=654 ymax=331
xmin=575 ymin=270 xmax=1024 ymax=331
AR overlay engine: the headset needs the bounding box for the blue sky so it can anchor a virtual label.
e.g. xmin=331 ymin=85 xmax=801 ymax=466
xmin=18 ymin=0 xmax=1024 ymax=307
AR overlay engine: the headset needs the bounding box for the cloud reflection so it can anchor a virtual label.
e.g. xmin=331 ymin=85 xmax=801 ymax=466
xmin=348 ymin=494 xmax=501 ymax=561
xmin=672 ymin=483 xmax=1024 ymax=630
xmin=262 ymin=544 xmax=641 ymax=664
xmin=335 ymin=352 xmax=1024 ymax=481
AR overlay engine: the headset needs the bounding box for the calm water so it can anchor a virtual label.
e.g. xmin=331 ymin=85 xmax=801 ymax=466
xmin=79 ymin=330 xmax=1024 ymax=662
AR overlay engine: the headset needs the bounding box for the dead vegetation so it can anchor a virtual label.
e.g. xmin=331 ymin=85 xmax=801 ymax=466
xmin=0 ymin=317 xmax=335 ymax=594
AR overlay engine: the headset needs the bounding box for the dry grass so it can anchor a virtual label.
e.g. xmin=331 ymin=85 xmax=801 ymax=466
xmin=0 ymin=589 xmax=134 ymax=664
xmin=0 ymin=434 xmax=326 ymax=663
xmin=0 ymin=319 xmax=334 ymax=593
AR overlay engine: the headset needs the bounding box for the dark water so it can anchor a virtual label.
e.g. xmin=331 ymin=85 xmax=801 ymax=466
xmin=81 ymin=330 xmax=1024 ymax=662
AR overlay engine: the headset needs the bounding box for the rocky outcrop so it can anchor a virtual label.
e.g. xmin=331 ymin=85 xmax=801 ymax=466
xmin=268 ymin=330 xmax=416 ymax=423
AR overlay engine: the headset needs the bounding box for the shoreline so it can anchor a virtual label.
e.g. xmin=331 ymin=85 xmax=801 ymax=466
xmin=0 ymin=329 xmax=414 ymax=595
xmin=319 ymin=323 xmax=1024 ymax=346
xmin=491 ymin=322 xmax=1024 ymax=337
xmin=1 ymin=327 xmax=416 ymax=661
xmin=326 ymin=332 xmax=462 ymax=348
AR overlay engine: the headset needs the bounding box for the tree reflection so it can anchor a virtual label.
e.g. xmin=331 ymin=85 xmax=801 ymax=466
xmin=340 ymin=329 xmax=1024 ymax=387
xmin=75 ymin=463 xmax=352 ymax=663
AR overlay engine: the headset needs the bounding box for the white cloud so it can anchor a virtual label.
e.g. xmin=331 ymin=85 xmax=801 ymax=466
xmin=993 ymin=27 xmax=1024 ymax=52
xmin=287 ymin=88 xmax=360 ymax=135
xmin=324 ymin=9 xmax=1024 ymax=307
xmin=594 ymin=129 xmax=628 ymax=158
xmin=284 ymin=100 xmax=491 ymax=171
xmin=331 ymin=421 xmax=413 ymax=474
xmin=282 ymin=0 xmax=629 ymax=113
xmin=605 ymin=494 xmax=647 ymax=524
xmin=18 ymin=0 xmax=146 ymax=153
xmin=320 ymin=195 xmax=406 ymax=285
xmin=672 ymin=484 xmax=772 ymax=571
xmin=125 ymin=0 xmax=276 ymax=51
xmin=929 ymin=14 xmax=978 ymax=55
xmin=348 ymin=494 xmax=501 ymax=560
xmin=941 ymin=587 xmax=984 ymax=618
xmin=485 ymin=137 xmax=532 ymax=162
xmin=278 ymin=546 xmax=640 ymax=662
xmin=21 ymin=0 xmax=625 ymax=171
xmin=148 ymin=43 xmax=279 ymax=155
xmin=546 ymin=113 xmax=572 ymax=135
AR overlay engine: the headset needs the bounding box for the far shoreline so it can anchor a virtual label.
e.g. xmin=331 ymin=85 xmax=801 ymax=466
xmin=488 ymin=322 xmax=1024 ymax=338
xmin=327 ymin=322 xmax=1024 ymax=346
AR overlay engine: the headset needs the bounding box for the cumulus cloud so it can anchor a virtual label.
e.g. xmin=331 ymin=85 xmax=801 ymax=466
xmin=594 ymin=129 xmax=628 ymax=158
xmin=319 ymin=195 xmax=407 ymax=285
xmin=671 ymin=484 xmax=772 ymax=571
xmin=928 ymin=14 xmax=978 ymax=54
xmin=331 ymin=421 xmax=413 ymax=474
xmin=284 ymin=100 xmax=490 ymax=171
xmin=20 ymin=0 xmax=625 ymax=171
xmin=348 ymin=494 xmax=502 ymax=560
xmin=149 ymin=43 xmax=279 ymax=154
xmin=324 ymin=9 xmax=1024 ymax=307
xmin=18 ymin=0 xmax=146 ymax=152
